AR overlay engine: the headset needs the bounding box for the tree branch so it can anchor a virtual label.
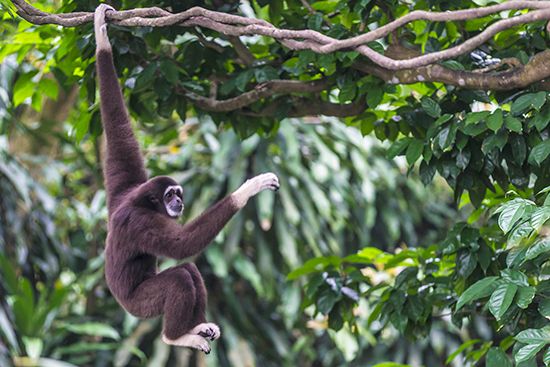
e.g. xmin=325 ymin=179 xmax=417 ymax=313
xmin=10 ymin=0 xmax=550 ymax=70
xmin=353 ymin=46 xmax=550 ymax=91
xmin=227 ymin=36 xmax=255 ymax=66
xmin=177 ymin=79 xmax=330 ymax=112
xmin=9 ymin=0 xmax=550 ymax=122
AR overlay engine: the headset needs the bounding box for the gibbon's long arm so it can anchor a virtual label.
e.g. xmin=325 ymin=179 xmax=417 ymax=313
xmin=95 ymin=5 xmax=148 ymax=214
xmin=136 ymin=173 xmax=279 ymax=259
xmin=139 ymin=195 xmax=240 ymax=259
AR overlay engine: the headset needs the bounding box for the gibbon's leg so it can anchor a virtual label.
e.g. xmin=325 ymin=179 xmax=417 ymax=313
xmin=183 ymin=263 xmax=207 ymax=325
xmin=182 ymin=263 xmax=221 ymax=341
xmin=127 ymin=264 xmax=210 ymax=352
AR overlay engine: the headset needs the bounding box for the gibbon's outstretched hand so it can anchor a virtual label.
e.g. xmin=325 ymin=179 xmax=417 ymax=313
xmin=94 ymin=4 xmax=279 ymax=353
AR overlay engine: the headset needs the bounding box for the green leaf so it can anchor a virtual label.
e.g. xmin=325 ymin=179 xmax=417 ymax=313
xmin=61 ymin=322 xmax=120 ymax=340
xmin=456 ymin=276 xmax=499 ymax=310
xmin=512 ymin=93 xmax=539 ymax=115
xmin=387 ymin=138 xmax=410 ymax=159
xmin=446 ymin=339 xmax=481 ymax=364
xmin=234 ymin=255 xmax=264 ymax=296
xmin=511 ymin=135 xmax=527 ymax=165
xmin=505 ymin=116 xmax=523 ymax=132
xmin=540 ymin=299 xmax=550 ymax=319
xmin=516 ymin=326 xmax=550 ymax=344
xmin=235 ymin=69 xmax=254 ymax=92
xmin=339 ymin=81 xmax=357 ymax=103
xmin=487 ymin=110 xmax=504 ymax=131
xmin=159 ymin=60 xmax=179 ymax=84
xmin=134 ymin=63 xmax=157 ymax=92
xmin=482 ymin=130 xmax=508 ymax=153
xmin=498 ymin=199 xmax=530 ymax=234
xmin=366 ymin=88 xmax=384 ymax=108
xmin=486 ymin=347 xmax=512 ymax=367
xmin=434 ymin=113 xmax=452 ymax=126
xmin=440 ymin=60 xmax=465 ymax=70
xmin=515 ymin=343 xmax=546 ymax=364
xmin=489 ymin=283 xmax=517 ymax=320
xmin=287 ymin=256 xmax=341 ymax=280
xmin=528 ymin=140 xmax=550 ymax=166
xmin=532 ymin=105 xmax=550 ymax=131
xmin=419 ymin=161 xmax=436 ymax=185
xmin=38 ymin=78 xmax=59 ymax=101
xmin=526 ymin=239 xmax=550 ymax=262
xmin=516 ymin=286 xmax=536 ymax=309
xmin=464 ymin=111 xmax=490 ymax=125
xmin=532 ymin=92 xmax=547 ymax=110
xmin=13 ymin=72 xmax=37 ymax=106
xmin=501 ymin=269 xmax=529 ymax=287
xmin=317 ymin=290 xmax=340 ymax=314
xmin=421 ymin=97 xmax=441 ymax=118
xmin=307 ymin=12 xmax=323 ymax=30
xmin=405 ymin=140 xmax=424 ymax=164
xmin=544 ymin=347 xmax=550 ymax=366
xmin=456 ymin=251 xmax=477 ymax=278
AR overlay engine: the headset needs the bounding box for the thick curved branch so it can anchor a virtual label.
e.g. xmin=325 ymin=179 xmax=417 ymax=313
xmin=354 ymin=47 xmax=550 ymax=91
xmin=177 ymin=79 xmax=330 ymax=112
xmin=10 ymin=0 xmax=550 ymax=70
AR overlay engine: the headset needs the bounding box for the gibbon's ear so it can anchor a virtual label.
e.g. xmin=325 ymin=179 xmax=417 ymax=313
xmin=149 ymin=195 xmax=160 ymax=205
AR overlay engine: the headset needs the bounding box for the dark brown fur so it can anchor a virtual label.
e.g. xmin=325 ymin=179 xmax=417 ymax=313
xmin=96 ymin=34 xmax=239 ymax=339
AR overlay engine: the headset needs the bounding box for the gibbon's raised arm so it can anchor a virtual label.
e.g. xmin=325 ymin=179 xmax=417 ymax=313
xmin=136 ymin=173 xmax=280 ymax=259
xmin=139 ymin=195 xmax=239 ymax=259
xmin=95 ymin=6 xmax=148 ymax=214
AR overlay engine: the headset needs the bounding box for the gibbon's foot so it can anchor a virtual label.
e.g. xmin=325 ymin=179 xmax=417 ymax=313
xmin=94 ymin=4 xmax=115 ymax=51
xmin=232 ymin=172 xmax=280 ymax=208
xmin=189 ymin=323 xmax=221 ymax=341
xmin=162 ymin=333 xmax=211 ymax=354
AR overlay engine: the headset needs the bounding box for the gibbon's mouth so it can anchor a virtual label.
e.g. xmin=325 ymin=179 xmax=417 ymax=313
xmin=167 ymin=204 xmax=184 ymax=217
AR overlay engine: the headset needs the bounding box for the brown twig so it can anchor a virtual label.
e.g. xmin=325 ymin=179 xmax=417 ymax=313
xmin=227 ymin=36 xmax=255 ymax=66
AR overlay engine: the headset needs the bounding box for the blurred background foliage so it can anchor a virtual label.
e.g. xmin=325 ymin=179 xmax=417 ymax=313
xmin=1 ymin=0 xmax=550 ymax=366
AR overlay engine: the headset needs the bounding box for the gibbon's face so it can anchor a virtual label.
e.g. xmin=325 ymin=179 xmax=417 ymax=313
xmin=163 ymin=185 xmax=184 ymax=218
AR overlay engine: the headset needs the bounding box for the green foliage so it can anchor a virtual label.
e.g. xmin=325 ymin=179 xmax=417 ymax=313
xmin=0 ymin=117 xmax=453 ymax=365
xmin=2 ymin=0 xmax=550 ymax=365
xmin=293 ymin=186 xmax=550 ymax=366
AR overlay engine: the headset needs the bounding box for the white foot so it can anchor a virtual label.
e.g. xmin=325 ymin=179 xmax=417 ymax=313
xmin=232 ymin=172 xmax=280 ymax=208
xmin=162 ymin=333 xmax=211 ymax=354
xmin=189 ymin=322 xmax=221 ymax=341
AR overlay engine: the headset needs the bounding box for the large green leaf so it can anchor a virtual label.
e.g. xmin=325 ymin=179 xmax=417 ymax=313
xmin=421 ymin=97 xmax=441 ymax=118
xmin=528 ymin=140 xmax=550 ymax=166
xmin=61 ymin=323 xmax=120 ymax=340
xmin=515 ymin=343 xmax=546 ymax=364
xmin=516 ymin=286 xmax=535 ymax=309
xmin=456 ymin=277 xmax=499 ymax=310
xmin=486 ymin=347 xmax=512 ymax=367
xmin=497 ymin=199 xmax=533 ymax=233
xmin=446 ymin=339 xmax=481 ymax=364
xmin=488 ymin=283 xmax=517 ymax=320
xmin=516 ymin=327 xmax=550 ymax=344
